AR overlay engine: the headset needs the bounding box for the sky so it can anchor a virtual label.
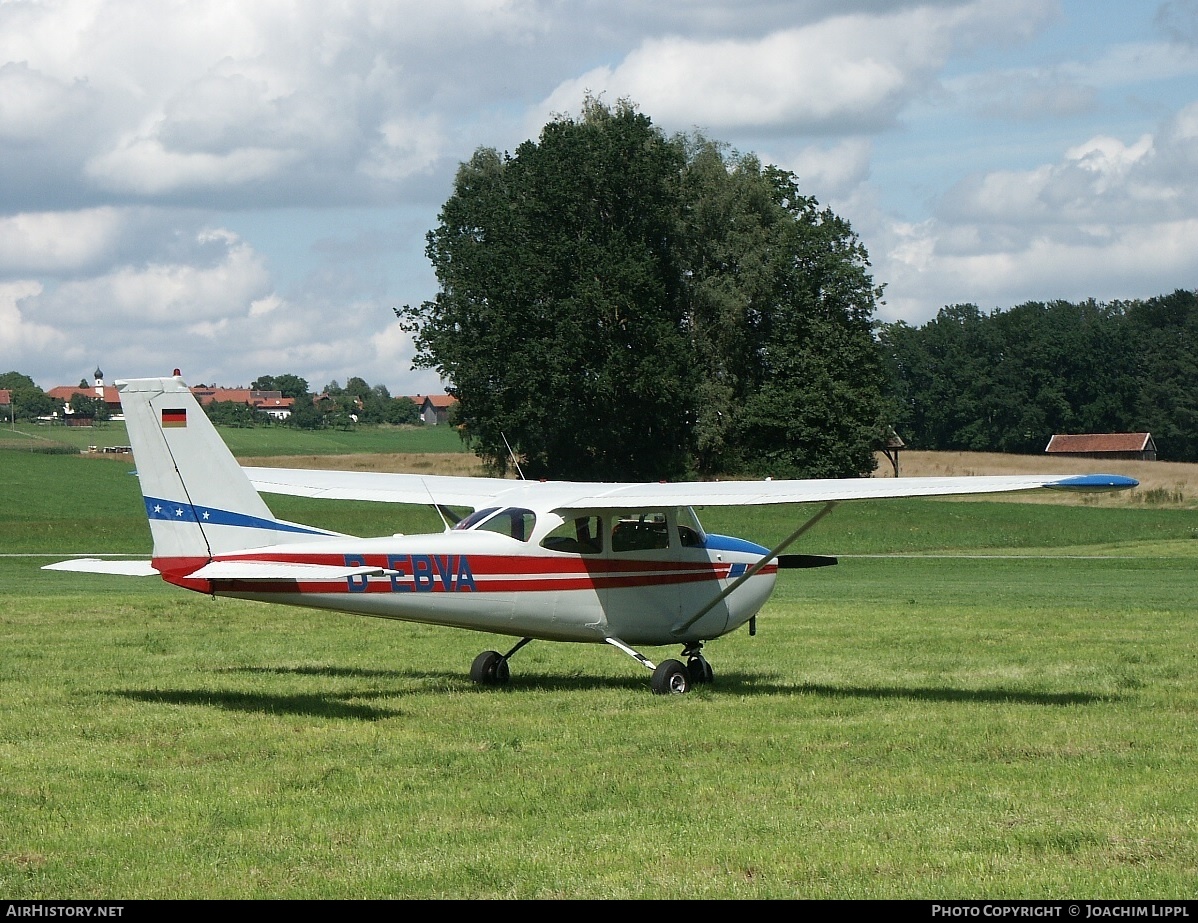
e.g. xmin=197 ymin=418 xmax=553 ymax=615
xmin=2 ymin=0 xmax=1196 ymax=396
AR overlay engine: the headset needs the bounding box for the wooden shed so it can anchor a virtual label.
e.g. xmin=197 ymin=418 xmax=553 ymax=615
xmin=1044 ymin=433 xmax=1156 ymax=461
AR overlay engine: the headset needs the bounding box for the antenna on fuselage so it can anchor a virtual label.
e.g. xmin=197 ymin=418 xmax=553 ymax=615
xmin=501 ymin=433 xmax=525 ymax=480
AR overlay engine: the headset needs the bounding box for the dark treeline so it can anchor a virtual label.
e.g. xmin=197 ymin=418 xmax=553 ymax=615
xmin=879 ymin=289 xmax=1198 ymax=461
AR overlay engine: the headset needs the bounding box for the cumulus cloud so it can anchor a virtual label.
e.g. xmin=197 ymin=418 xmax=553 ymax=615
xmin=0 ymin=61 xmax=98 ymax=142
xmin=0 ymin=0 xmax=562 ymax=207
xmin=785 ymin=138 xmax=874 ymax=199
xmin=86 ymin=139 xmax=300 ymax=195
xmin=942 ymin=103 xmax=1198 ymax=227
xmin=0 ymin=208 xmax=126 ymax=274
xmin=26 ymin=230 xmax=270 ymax=326
xmin=0 ymin=281 xmax=64 ymax=365
xmin=2 ymin=226 xmax=279 ymax=384
xmin=537 ymin=0 xmax=1054 ymax=135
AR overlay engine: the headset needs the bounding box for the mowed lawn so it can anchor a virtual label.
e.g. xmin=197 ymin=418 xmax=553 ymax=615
xmin=1 ymin=448 xmax=1196 ymax=898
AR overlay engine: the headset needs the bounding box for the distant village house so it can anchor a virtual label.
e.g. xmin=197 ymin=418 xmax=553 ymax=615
xmin=411 ymin=394 xmax=456 ymax=425
xmin=190 ymin=386 xmax=295 ymax=420
xmin=45 ymin=368 xmax=124 ymax=422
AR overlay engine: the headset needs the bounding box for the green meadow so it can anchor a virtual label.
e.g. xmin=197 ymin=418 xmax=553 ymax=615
xmin=1 ymin=445 xmax=1196 ymax=898
xmin=0 ymin=419 xmax=470 ymax=457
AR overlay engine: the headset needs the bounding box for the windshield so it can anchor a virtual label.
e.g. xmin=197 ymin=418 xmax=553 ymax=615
xmin=453 ymin=507 xmax=537 ymax=542
xmin=453 ymin=507 xmax=500 ymax=531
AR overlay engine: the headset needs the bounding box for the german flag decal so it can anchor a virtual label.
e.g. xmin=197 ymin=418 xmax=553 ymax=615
xmin=161 ymin=408 xmax=187 ymax=428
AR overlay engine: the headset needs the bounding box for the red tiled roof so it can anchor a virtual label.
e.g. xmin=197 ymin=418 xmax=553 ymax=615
xmin=1045 ymin=433 xmax=1153 ymax=453
xmin=46 ymin=385 xmax=123 ymax=407
xmin=411 ymin=394 xmax=456 ymax=408
xmin=0 ymin=390 xmax=10 ymax=405
xmin=190 ymin=387 xmax=293 ymax=409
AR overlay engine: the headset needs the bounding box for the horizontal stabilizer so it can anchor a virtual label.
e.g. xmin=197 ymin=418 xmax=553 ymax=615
xmin=42 ymin=558 xmax=159 ymax=576
xmin=776 ymin=554 xmax=838 ymax=569
xmin=188 ymin=560 xmax=398 ymax=581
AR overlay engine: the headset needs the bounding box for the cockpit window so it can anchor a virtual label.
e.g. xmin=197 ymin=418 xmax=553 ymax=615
xmin=677 ymin=506 xmax=706 ymax=547
xmin=611 ymin=511 xmax=670 ymax=552
xmin=540 ymin=515 xmax=603 ymax=554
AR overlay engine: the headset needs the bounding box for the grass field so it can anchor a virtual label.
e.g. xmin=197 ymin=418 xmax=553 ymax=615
xmin=1 ymin=445 xmax=1196 ymax=898
xmin=0 ymin=419 xmax=470 ymax=457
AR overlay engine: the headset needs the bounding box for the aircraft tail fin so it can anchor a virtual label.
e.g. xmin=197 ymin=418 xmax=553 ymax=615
xmin=118 ymin=376 xmax=332 ymax=567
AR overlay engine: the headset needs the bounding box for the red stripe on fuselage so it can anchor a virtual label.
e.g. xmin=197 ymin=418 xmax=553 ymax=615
xmin=179 ymin=553 xmax=776 ymax=596
xmin=152 ymin=552 xmax=777 ymax=596
xmin=208 ymin=551 xmax=722 ymax=574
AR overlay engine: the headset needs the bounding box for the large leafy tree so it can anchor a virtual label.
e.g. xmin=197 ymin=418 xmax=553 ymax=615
xmin=402 ymin=99 xmax=697 ymax=479
xmin=682 ymin=141 xmax=885 ymax=477
xmin=401 ymin=99 xmax=886 ymax=479
xmin=251 ymin=372 xmax=324 ymax=429
xmin=68 ymin=391 xmax=111 ymax=422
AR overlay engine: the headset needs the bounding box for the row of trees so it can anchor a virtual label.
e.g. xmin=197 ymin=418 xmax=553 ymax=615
xmin=400 ymin=97 xmax=885 ymax=480
xmin=205 ymin=375 xmax=424 ymax=429
xmin=879 ymin=289 xmax=1198 ymax=461
xmin=0 ymin=371 xmax=424 ymax=430
xmin=240 ymin=375 xmax=420 ymax=429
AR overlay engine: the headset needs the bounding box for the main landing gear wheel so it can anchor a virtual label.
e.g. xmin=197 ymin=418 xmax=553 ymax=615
xmin=470 ymin=650 xmax=510 ymax=686
xmin=687 ymin=655 xmax=714 ymax=685
xmin=651 ymin=659 xmax=690 ymax=695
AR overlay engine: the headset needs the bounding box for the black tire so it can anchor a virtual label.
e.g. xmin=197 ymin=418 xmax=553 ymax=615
xmin=687 ymin=655 xmax=714 ymax=685
xmin=470 ymin=650 xmax=510 ymax=686
xmin=651 ymin=659 xmax=690 ymax=695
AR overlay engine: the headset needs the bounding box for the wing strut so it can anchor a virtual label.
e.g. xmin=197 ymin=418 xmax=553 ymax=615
xmin=672 ymin=500 xmax=839 ymax=635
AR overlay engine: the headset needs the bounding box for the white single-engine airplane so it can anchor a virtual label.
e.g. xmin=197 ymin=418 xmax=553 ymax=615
xmin=46 ymin=376 xmax=1138 ymax=694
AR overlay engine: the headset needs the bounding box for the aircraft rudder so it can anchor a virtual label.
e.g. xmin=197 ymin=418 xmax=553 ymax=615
xmin=118 ymin=375 xmax=323 ymax=560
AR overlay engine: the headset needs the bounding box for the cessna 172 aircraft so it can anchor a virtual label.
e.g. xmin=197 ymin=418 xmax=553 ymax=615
xmin=46 ymin=375 xmax=1137 ymax=694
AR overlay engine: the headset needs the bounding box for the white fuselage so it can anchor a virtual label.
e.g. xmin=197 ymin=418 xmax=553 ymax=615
xmin=158 ymin=526 xmax=777 ymax=647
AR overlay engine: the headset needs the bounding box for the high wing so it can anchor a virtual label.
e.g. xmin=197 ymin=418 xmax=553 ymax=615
xmin=243 ymin=467 xmax=516 ymax=508
xmin=245 ymin=466 xmax=1138 ymax=513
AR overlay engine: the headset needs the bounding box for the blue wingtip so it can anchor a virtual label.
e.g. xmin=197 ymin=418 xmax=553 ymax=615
xmin=1049 ymin=474 xmax=1139 ymax=491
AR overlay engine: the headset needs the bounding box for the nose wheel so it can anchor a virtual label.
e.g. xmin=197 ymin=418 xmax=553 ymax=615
xmin=647 ymin=645 xmax=715 ymax=694
xmin=651 ymin=659 xmax=690 ymax=694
